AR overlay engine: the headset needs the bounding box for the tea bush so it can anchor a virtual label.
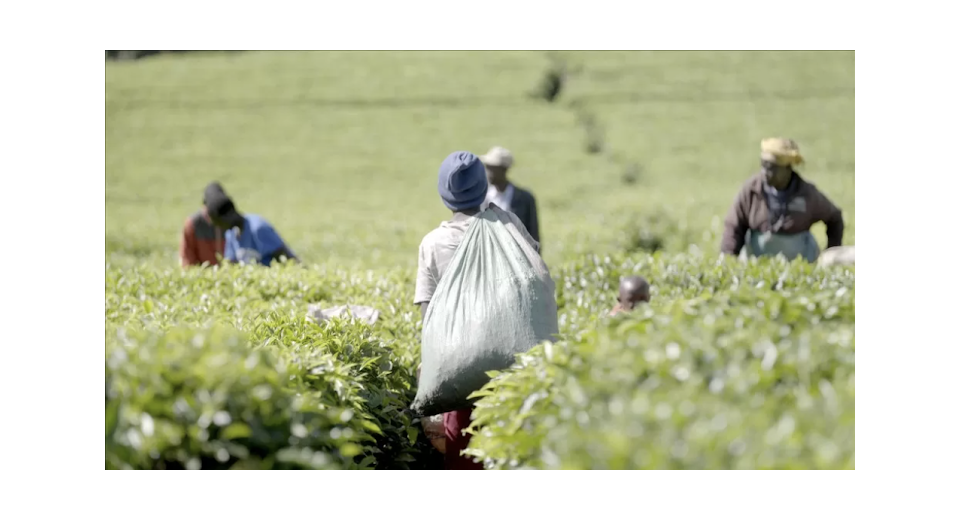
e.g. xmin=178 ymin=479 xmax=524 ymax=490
xmin=105 ymin=327 xmax=367 ymax=469
xmin=552 ymin=252 xmax=854 ymax=336
xmin=105 ymin=254 xmax=853 ymax=470
xmin=466 ymin=256 xmax=855 ymax=469
xmin=252 ymin=317 xmax=433 ymax=469
xmin=105 ymin=263 xmax=441 ymax=469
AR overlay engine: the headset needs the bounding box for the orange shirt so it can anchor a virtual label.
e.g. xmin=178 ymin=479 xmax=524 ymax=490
xmin=179 ymin=210 xmax=224 ymax=267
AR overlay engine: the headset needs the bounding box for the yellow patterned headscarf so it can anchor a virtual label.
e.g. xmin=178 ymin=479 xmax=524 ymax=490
xmin=760 ymin=137 xmax=804 ymax=166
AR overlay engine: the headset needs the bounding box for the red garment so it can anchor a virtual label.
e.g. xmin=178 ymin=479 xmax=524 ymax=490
xmin=443 ymin=407 xmax=483 ymax=470
xmin=179 ymin=210 xmax=224 ymax=267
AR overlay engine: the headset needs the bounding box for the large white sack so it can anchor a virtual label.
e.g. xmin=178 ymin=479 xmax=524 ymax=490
xmin=819 ymin=245 xmax=855 ymax=267
xmin=411 ymin=206 xmax=558 ymax=417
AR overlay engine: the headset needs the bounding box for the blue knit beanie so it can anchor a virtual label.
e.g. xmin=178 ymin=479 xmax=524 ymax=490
xmin=437 ymin=151 xmax=488 ymax=211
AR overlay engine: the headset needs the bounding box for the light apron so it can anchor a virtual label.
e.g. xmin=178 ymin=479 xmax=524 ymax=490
xmin=740 ymin=230 xmax=820 ymax=263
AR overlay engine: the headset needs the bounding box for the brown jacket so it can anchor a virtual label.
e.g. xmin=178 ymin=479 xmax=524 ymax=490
xmin=721 ymin=172 xmax=844 ymax=255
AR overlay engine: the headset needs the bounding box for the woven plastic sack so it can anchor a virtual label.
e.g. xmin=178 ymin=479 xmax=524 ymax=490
xmin=306 ymin=304 xmax=380 ymax=325
xmin=411 ymin=206 xmax=559 ymax=417
xmin=818 ymin=245 xmax=855 ymax=267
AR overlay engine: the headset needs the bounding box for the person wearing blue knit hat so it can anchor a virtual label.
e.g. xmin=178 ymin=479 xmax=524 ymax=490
xmin=413 ymin=151 xmax=540 ymax=470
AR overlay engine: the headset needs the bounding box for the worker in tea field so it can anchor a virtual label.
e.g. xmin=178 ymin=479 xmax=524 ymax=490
xmin=414 ymin=151 xmax=540 ymax=470
xmin=721 ymin=138 xmax=844 ymax=263
xmin=480 ymin=146 xmax=542 ymax=249
xmin=203 ymin=189 xmax=298 ymax=266
xmin=609 ymin=275 xmax=650 ymax=316
xmin=179 ymin=182 xmax=228 ymax=267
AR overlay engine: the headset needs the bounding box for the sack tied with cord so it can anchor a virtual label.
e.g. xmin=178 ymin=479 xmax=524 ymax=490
xmin=410 ymin=205 xmax=559 ymax=417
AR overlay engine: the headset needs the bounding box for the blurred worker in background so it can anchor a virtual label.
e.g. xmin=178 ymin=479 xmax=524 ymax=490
xmin=481 ymin=146 xmax=542 ymax=250
xmin=179 ymin=182 xmax=228 ymax=267
xmin=203 ymin=190 xmax=298 ymax=267
xmin=609 ymin=275 xmax=650 ymax=316
xmin=721 ymin=138 xmax=844 ymax=263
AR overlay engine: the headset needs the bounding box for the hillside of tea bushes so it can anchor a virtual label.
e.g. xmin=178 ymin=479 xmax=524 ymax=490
xmin=467 ymin=256 xmax=854 ymax=469
xmin=106 ymin=51 xmax=854 ymax=271
xmin=106 ymin=51 xmax=854 ymax=469
xmin=106 ymin=263 xmax=440 ymax=469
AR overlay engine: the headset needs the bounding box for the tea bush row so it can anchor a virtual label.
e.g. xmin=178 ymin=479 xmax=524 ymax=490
xmin=105 ymin=255 xmax=853 ymax=469
xmin=467 ymin=256 xmax=854 ymax=469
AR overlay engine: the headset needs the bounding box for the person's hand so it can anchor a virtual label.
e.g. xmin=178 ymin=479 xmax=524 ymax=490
xmin=609 ymin=303 xmax=623 ymax=317
xmin=422 ymin=414 xmax=446 ymax=454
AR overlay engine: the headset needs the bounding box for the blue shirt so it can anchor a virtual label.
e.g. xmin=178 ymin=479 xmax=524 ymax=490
xmin=224 ymin=214 xmax=291 ymax=266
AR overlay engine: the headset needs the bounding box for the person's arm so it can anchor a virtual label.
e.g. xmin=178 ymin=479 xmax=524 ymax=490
xmin=179 ymin=219 xmax=199 ymax=267
xmin=812 ymin=189 xmax=845 ymax=249
xmin=527 ymin=193 xmax=541 ymax=249
xmin=222 ymin=232 xmax=237 ymax=264
xmin=721 ymin=186 xmax=750 ymax=255
xmin=268 ymin=245 xmax=299 ymax=265
xmin=414 ymin=239 xmax=437 ymax=321
xmin=500 ymin=204 xmax=540 ymax=254
xmin=254 ymin=223 xmax=297 ymax=265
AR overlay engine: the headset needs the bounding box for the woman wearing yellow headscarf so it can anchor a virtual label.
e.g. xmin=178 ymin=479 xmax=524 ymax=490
xmin=720 ymin=138 xmax=845 ymax=262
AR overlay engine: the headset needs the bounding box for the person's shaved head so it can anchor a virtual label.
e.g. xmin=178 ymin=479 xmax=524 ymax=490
xmin=618 ymin=275 xmax=650 ymax=310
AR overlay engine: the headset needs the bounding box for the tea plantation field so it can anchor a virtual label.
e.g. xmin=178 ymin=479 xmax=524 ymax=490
xmin=105 ymin=50 xmax=855 ymax=469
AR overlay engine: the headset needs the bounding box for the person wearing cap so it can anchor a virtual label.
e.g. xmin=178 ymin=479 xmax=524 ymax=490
xmin=204 ymin=190 xmax=298 ymax=267
xmin=414 ymin=151 xmax=539 ymax=470
xmin=480 ymin=146 xmax=542 ymax=248
xmin=179 ymin=182 xmax=229 ymax=267
xmin=609 ymin=275 xmax=651 ymax=316
xmin=721 ymin=138 xmax=844 ymax=262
